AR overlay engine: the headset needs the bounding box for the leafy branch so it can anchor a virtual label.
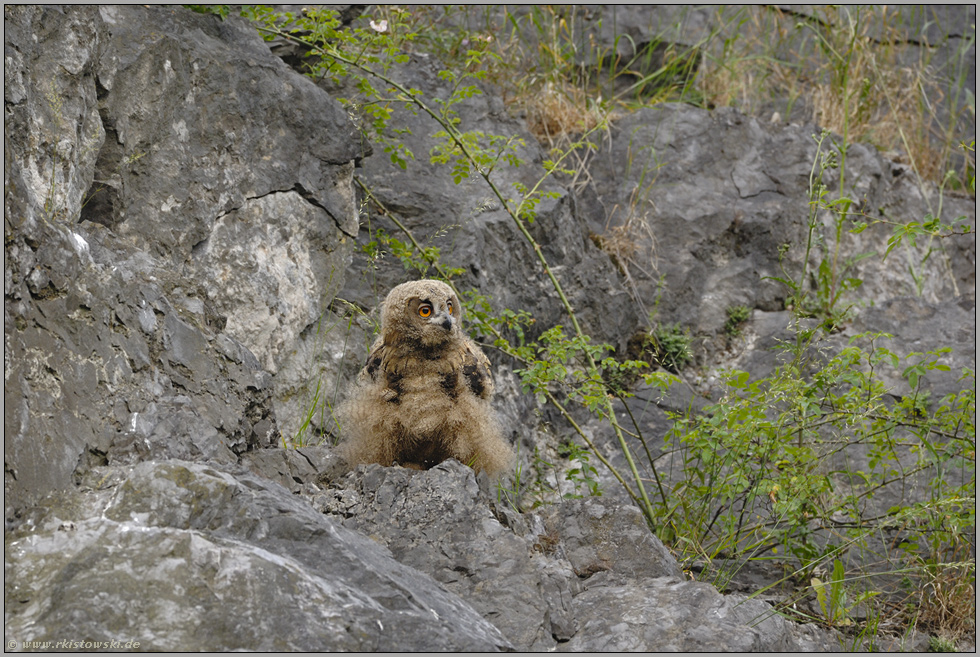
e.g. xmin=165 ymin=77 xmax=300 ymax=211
xmin=249 ymin=8 xmax=666 ymax=526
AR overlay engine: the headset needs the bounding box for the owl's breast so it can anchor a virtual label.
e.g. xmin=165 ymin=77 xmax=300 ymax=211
xmin=372 ymin=344 xmax=467 ymax=401
xmin=392 ymin=366 xmax=462 ymax=406
xmin=389 ymin=368 xmax=463 ymax=438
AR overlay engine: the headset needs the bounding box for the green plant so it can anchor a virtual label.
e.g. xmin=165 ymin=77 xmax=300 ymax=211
xmin=287 ymin=298 xmax=366 ymax=448
xmin=559 ymin=440 xmax=602 ymax=498
xmin=647 ymin=324 xmax=693 ymax=372
xmin=810 ymin=559 xmax=882 ymax=628
xmin=929 ymin=635 xmax=959 ymax=652
xmin=768 ymin=129 xmax=876 ymax=331
xmin=724 ymin=305 xmax=751 ymax=338
xmin=521 ymin=447 xmax=567 ymax=511
xmin=659 ymin=329 xmax=974 ymax=640
xmin=184 ymin=4 xmax=231 ymax=19
xmin=496 ymin=438 xmax=524 ymax=512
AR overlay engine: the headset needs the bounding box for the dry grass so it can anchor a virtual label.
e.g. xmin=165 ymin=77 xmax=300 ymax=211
xmin=520 ymin=81 xmax=603 ymax=145
xmin=698 ymin=6 xmax=972 ymax=186
xmin=804 ymin=8 xmax=957 ymax=183
xmin=388 ymin=6 xmax=971 ymax=187
xmin=698 ymin=7 xmax=799 ymax=113
xmin=588 ymin=183 xmax=662 ymax=318
xmin=915 ymin=563 xmax=977 ymax=640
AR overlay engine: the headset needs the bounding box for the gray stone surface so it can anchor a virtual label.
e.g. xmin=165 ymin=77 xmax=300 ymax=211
xmin=538 ymin=495 xmax=683 ymax=582
xmin=4 ymin=5 xmax=359 ymax=513
xmin=561 ymin=577 xmax=785 ymax=652
xmin=586 ymin=103 xmax=975 ymax=344
xmin=4 ymin=4 xmax=972 ymax=653
xmin=316 ymin=461 xmax=564 ymax=650
xmin=310 ymin=460 xmax=833 ymax=651
xmin=4 ymin=461 xmax=511 ymax=652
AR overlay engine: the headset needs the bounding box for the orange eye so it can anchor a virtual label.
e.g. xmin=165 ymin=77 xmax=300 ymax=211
xmin=447 ymin=300 xmax=454 ymax=315
xmin=418 ymin=304 xmax=432 ymax=318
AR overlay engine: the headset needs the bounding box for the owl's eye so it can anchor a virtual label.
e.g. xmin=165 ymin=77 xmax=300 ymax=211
xmin=418 ymin=304 xmax=433 ymax=318
xmin=447 ymin=300 xmax=454 ymax=315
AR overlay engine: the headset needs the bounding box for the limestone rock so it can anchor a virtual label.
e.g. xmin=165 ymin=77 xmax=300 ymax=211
xmin=4 ymin=461 xmax=511 ymax=652
xmin=312 ymin=460 xmax=829 ymax=651
xmin=4 ymin=5 xmax=360 ymax=514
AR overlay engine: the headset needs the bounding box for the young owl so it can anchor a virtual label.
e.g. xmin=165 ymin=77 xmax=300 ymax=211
xmin=338 ymin=279 xmax=514 ymax=476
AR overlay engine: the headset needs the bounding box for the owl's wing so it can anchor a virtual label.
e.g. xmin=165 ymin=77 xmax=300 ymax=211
xmin=361 ymin=335 xmax=386 ymax=382
xmin=460 ymin=339 xmax=494 ymax=400
xmin=357 ymin=338 xmax=401 ymax=402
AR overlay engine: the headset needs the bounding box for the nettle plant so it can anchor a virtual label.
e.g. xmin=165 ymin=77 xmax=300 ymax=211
xmin=228 ymin=5 xmax=973 ymax=636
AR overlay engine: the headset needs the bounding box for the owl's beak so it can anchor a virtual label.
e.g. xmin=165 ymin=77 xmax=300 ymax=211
xmin=435 ymin=312 xmax=453 ymax=332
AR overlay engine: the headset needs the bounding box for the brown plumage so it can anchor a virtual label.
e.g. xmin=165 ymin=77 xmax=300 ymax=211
xmin=338 ymin=279 xmax=514 ymax=476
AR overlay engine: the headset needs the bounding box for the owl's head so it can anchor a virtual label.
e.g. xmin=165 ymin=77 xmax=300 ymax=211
xmin=381 ymin=279 xmax=463 ymax=347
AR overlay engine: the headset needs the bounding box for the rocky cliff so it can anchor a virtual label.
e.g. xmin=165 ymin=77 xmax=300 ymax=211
xmin=5 ymin=5 xmax=974 ymax=652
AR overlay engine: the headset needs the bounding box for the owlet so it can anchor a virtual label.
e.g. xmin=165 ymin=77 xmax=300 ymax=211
xmin=338 ymin=279 xmax=514 ymax=476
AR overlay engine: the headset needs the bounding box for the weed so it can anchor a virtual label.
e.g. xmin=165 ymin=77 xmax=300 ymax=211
xmin=647 ymin=324 xmax=693 ymax=372
xmin=810 ymin=559 xmax=881 ymax=628
xmin=724 ymin=305 xmax=751 ymax=338
xmin=699 ymin=6 xmax=975 ymax=188
xmin=916 ymin=556 xmax=976 ymax=642
xmin=496 ymin=439 xmax=524 ymax=512
xmin=285 ymin=299 xmax=366 ymax=449
xmin=768 ymin=129 xmax=876 ymax=331
xmin=929 ymin=635 xmax=959 ymax=653
xmin=185 ymin=4 xmax=231 ymax=20
xmin=558 ymin=440 xmax=602 ymax=499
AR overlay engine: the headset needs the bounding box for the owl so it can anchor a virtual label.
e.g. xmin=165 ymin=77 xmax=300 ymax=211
xmin=338 ymin=279 xmax=514 ymax=476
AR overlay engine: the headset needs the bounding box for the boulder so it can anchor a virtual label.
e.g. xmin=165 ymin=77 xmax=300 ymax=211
xmin=4 ymin=460 xmax=511 ymax=652
xmin=4 ymin=5 xmax=360 ymax=514
xmin=585 ymin=103 xmax=975 ymax=344
xmin=311 ymin=460 xmax=836 ymax=651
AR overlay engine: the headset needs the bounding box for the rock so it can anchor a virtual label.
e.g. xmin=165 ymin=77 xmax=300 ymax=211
xmin=316 ymin=461 xmax=561 ymax=650
xmin=312 ymin=460 xmax=828 ymax=651
xmin=585 ymin=103 xmax=975 ymax=345
xmin=584 ymin=104 xmax=812 ymax=341
xmin=561 ymin=577 xmax=788 ymax=652
xmin=4 ymin=6 xmax=106 ymax=241
xmin=4 ymin=5 xmax=971 ymax=653
xmin=89 ymin=6 xmax=361 ymax=440
xmin=240 ymin=444 xmax=346 ymax=494
xmin=4 ymin=5 xmax=360 ymax=514
xmin=537 ymin=496 xmax=683 ymax=581
xmin=90 ymin=6 xmax=360 ymax=252
xmin=4 ymin=460 xmax=511 ymax=652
